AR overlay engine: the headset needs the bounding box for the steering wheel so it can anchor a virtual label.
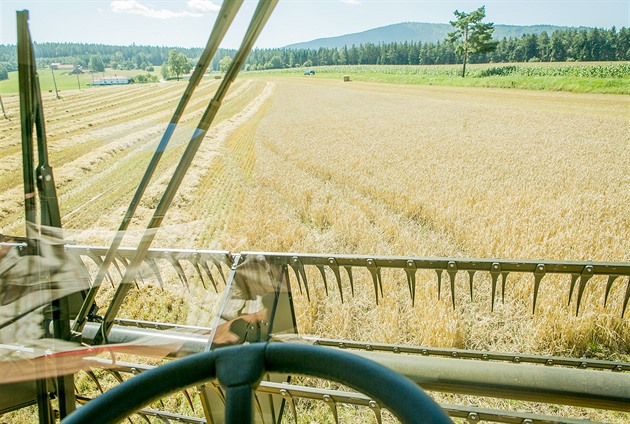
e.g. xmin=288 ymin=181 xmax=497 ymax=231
xmin=62 ymin=343 xmax=452 ymax=424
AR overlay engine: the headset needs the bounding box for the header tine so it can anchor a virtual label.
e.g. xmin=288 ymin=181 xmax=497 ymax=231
xmin=290 ymin=256 xmax=306 ymax=298
xmin=603 ymin=275 xmax=619 ymax=308
xmin=316 ymin=265 xmax=329 ymax=295
xmin=113 ymin=255 xmax=126 ymax=278
xmin=165 ymin=253 xmax=189 ymax=288
xmin=532 ymin=264 xmax=546 ymax=314
xmin=368 ymin=400 xmax=383 ymax=424
xmin=190 ymin=258 xmax=206 ymax=289
xmin=322 ymin=394 xmax=339 ymax=424
xmin=344 ymin=266 xmax=354 ymax=297
xmin=299 ymin=263 xmax=310 ymax=301
xmin=490 ymin=262 xmax=500 ymax=311
xmin=289 ymin=258 xmax=302 ymax=291
xmin=328 ymin=258 xmax=344 ymax=303
xmin=501 ymin=271 xmax=509 ymax=303
xmin=253 ymin=394 xmax=265 ymax=423
xmin=85 ymin=370 xmax=104 ymax=394
xmin=404 ymin=260 xmax=417 ymax=306
xmin=144 ymin=258 xmax=164 ymax=289
xmin=280 ymin=388 xmax=298 ymax=424
xmin=567 ymin=273 xmax=580 ymax=307
xmin=447 ymin=261 xmax=457 ymax=309
xmin=200 ymin=260 xmax=218 ymax=292
xmin=85 ymin=250 xmax=114 ymax=287
xmin=435 ymin=269 xmax=443 ymax=300
xmin=575 ymin=265 xmax=594 ymax=316
xmin=622 ymin=276 xmax=630 ymax=318
xmin=468 ymin=270 xmax=476 ymax=301
xmin=367 ymin=259 xmax=381 ymax=305
xmin=208 ymin=256 xmax=227 ymax=284
xmin=182 ymin=388 xmax=195 ymax=411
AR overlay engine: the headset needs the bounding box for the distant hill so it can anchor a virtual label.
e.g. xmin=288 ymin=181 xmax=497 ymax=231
xmin=285 ymin=22 xmax=590 ymax=49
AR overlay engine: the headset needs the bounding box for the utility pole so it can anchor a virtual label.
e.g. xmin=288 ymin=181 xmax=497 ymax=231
xmin=0 ymin=93 xmax=8 ymax=119
xmin=75 ymin=67 xmax=81 ymax=91
xmin=50 ymin=66 xmax=60 ymax=98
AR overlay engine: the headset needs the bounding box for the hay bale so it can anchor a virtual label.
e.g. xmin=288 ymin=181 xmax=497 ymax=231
xmin=343 ymin=75 xmax=351 ymax=82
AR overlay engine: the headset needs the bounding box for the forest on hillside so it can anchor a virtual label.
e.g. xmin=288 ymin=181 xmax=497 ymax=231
xmin=0 ymin=26 xmax=628 ymax=79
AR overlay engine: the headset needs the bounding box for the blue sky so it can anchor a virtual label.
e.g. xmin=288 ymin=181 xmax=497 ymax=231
xmin=1 ymin=1 xmax=628 ymax=48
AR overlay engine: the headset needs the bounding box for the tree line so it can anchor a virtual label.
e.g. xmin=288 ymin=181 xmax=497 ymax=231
xmin=0 ymin=26 xmax=628 ymax=81
xmin=241 ymin=26 xmax=629 ymax=70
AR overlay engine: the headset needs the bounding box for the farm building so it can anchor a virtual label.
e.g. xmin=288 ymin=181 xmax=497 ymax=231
xmin=90 ymin=76 xmax=130 ymax=86
xmin=50 ymin=63 xmax=75 ymax=70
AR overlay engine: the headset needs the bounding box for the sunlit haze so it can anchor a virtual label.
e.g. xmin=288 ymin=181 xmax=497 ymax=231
xmin=1 ymin=1 xmax=628 ymax=48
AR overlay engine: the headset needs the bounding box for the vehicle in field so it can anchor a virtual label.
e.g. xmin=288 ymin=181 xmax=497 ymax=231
xmin=304 ymin=69 xmax=315 ymax=75
xmin=0 ymin=1 xmax=629 ymax=424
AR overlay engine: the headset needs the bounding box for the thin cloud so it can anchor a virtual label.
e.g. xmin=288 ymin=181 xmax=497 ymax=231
xmin=110 ymin=0 xmax=218 ymax=19
xmin=342 ymin=0 xmax=361 ymax=5
xmin=187 ymin=0 xmax=220 ymax=13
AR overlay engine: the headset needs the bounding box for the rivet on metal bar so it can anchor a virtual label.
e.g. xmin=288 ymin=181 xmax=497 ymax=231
xmin=490 ymin=262 xmax=500 ymax=311
xmin=447 ymin=261 xmax=458 ymax=309
xmin=280 ymin=388 xmax=298 ymax=424
xmin=532 ymin=264 xmax=546 ymax=314
xmin=467 ymin=412 xmax=480 ymax=422
xmin=368 ymin=400 xmax=382 ymax=424
xmin=322 ymin=394 xmax=339 ymax=424
xmin=404 ymin=260 xmax=417 ymax=306
xmin=603 ymin=274 xmax=619 ymax=308
xmin=575 ymin=265 xmax=594 ymax=316
xmin=328 ymin=257 xmax=344 ymax=303
xmin=366 ymin=259 xmax=382 ymax=305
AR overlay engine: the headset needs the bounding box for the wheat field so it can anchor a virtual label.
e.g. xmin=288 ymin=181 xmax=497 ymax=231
xmin=1 ymin=77 xmax=629 ymax=422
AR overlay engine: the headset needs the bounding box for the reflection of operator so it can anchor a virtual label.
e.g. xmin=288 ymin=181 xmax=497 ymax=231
xmin=211 ymin=256 xmax=279 ymax=348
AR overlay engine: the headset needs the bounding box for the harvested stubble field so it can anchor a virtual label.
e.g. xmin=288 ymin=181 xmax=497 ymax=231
xmin=1 ymin=77 xmax=629 ymax=422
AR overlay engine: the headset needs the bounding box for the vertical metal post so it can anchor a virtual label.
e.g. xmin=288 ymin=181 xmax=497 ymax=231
xmin=17 ymin=10 xmax=76 ymax=421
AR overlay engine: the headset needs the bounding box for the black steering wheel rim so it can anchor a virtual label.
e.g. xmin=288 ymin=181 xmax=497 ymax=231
xmin=62 ymin=342 xmax=452 ymax=424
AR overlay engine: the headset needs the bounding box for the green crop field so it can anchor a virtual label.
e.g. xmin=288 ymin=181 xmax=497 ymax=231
xmin=245 ymin=61 xmax=630 ymax=94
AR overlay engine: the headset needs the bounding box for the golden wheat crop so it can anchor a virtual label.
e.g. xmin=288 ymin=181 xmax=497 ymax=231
xmin=1 ymin=77 xmax=628 ymax=422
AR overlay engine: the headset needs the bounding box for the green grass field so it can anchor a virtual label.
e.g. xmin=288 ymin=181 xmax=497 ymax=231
xmin=0 ymin=66 xmax=165 ymax=94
